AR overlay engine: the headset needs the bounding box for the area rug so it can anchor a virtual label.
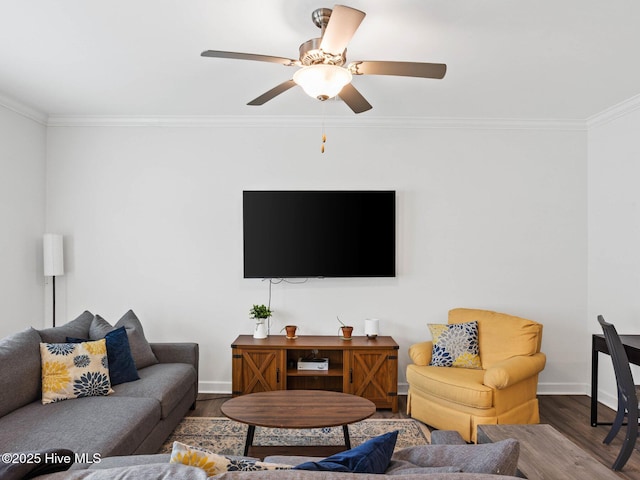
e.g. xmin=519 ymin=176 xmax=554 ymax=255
xmin=159 ymin=417 xmax=430 ymax=455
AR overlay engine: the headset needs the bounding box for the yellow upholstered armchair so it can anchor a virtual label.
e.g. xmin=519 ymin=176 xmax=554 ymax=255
xmin=406 ymin=308 xmax=546 ymax=443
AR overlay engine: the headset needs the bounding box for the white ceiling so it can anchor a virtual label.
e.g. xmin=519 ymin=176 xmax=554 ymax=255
xmin=1 ymin=0 xmax=639 ymax=120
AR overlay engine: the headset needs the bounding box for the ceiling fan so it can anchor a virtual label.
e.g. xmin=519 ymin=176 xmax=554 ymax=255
xmin=201 ymin=5 xmax=447 ymax=114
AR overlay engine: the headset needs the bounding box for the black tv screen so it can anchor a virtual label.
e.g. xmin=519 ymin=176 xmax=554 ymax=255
xmin=243 ymin=190 xmax=396 ymax=278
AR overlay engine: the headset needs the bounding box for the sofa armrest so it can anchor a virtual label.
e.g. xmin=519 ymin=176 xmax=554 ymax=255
xmin=150 ymin=342 xmax=199 ymax=377
xmin=483 ymin=352 xmax=546 ymax=389
xmin=408 ymin=341 xmax=433 ymax=366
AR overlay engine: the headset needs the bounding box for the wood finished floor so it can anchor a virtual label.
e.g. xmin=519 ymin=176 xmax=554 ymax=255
xmin=188 ymin=394 xmax=640 ymax=479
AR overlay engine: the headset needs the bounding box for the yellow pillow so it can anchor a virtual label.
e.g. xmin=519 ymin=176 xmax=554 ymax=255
xmin=40 ymin=339 xmax=113 ymax=404
xmin=428 ymin=321 xmax=482 ymax=369
xmin=169 ymin=441 xmax=293 ymax=476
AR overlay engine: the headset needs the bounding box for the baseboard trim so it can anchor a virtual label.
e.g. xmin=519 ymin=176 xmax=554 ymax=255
xmin=199 ymin=381 xmax=233 ymax=394
xmin=200 ymin=381 xmax=606 ymax=401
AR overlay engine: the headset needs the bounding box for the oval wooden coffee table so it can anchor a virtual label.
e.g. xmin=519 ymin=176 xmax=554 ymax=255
xmin=221 ymin=390 xmax=377 ymax=458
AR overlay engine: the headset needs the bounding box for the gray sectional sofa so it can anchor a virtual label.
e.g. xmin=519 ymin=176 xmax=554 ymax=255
xmin=29 ymin=431 xmax=523 ymax=479
xmin=0 ymin=310 xmax=198 ymax=465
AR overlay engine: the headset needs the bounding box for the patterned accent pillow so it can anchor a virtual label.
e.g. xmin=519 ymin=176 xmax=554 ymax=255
xmin=428 ymin=321 xmax=482 ymax=369
xmin=67 ymin=326 xmax=139 ymax=386
xmin=169 ymin=441 xmax=293 ymax=476
xmin=40 ymin=339 xmax=114 ymax=404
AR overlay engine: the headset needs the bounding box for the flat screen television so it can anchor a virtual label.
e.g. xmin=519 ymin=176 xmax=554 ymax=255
xmin=243 ymin=190 xmax=396 ymax=278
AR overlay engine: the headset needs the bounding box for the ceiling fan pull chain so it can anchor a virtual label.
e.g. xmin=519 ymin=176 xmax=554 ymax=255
xmin=321 ymin=103 xmax=327 ymax=153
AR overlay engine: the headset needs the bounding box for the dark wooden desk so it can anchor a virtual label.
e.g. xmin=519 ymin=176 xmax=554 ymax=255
xmin=591 ymin=333 xmax=640 ymax=426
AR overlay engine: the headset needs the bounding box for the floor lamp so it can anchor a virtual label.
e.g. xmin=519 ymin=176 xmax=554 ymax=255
xmin=43 ymin=234 xmax=64 ymax=327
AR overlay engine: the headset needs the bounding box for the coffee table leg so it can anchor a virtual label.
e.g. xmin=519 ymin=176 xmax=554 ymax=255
xmin=342 ymin=425 xmax=351 ymax=450
xmin=244 ymin=425 xmax=256 ymax=456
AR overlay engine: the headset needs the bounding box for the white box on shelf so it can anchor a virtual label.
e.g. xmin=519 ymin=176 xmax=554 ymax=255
xmin=297 ymin=357 xmax=329 ymax=371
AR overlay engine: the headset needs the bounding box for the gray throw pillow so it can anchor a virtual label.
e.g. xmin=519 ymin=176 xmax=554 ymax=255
xmin=90 ymin=311 xmax=158 ymax=369
xmin=37 ymin=310 xmax=93 ymax=343
xmin=390 ymin=439 xmax=520 ymax=476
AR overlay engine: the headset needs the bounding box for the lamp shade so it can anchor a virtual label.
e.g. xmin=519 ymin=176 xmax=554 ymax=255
xmin=293 ymin=64 xmax=352 ymax=101
xmin=43 ymin=233 xmax=64 ymax=276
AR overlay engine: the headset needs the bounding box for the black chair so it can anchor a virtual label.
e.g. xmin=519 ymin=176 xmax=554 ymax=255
xmin=597 ymin=315 xmax=639 ymax=471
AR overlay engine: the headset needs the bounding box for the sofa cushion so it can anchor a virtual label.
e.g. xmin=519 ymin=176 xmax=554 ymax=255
xmin=294 ymin=431 xmax=398 ymax=474
xmin=0 ymin=396 xmax=160 ymax=457
xmin=111 ymin=363 xmax=197 ymax=418
xmin=37 ymin=311 xmax=94 ymax=344
xmin=390 ymin=439 xmax=520 ymax=476
xmin=0 ymin=328 xmax=42 ymax=417
xmin=448 ymin=308 xmax=542 ymax=369
xmin=406 ymin=364 xmax=492 ymax=409
xmin=90 ymin=312 xmax=158 ymax=369
xmin=33 ymin=463 xmax=209 ymax=480
xmin=170 ymin=441 xmax=293 ymax=476
xmin=428 ymin=322 xmax=481 ymax=369
xmin=40 ymin=340 xmax=113 ymax=404
xmin=213 ymin=472 xmax=522 ymax=480
xmin=385 ymin=462 xmax=462 ymax=474
xmin=67 ymin=326 xmax=139 ymax=386
xmin=87 ymin=454 xmax=171 ymax=469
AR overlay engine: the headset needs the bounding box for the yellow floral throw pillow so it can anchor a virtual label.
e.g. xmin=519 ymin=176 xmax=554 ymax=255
xmin=428 ymin=321 xmax=482 ymax=369
xmin=40 ymin=339 xmax=113 ymax=404
xmin=169 ymin=441 xmax=293 ymax=476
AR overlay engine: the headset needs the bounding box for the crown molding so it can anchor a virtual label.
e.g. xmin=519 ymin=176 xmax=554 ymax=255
xmin=46 ymin=114 xmax=586 ymax=131
xmin=0 ymin=93 xmax=48 ymax=125
xmin=587 ymin=93 xmax=640 ymax=129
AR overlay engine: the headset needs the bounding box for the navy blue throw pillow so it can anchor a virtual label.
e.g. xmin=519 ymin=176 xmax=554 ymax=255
xmin=67 ymin=326 xmax=139 ymax=386
xmin=294 ymin=430 xmax=398 ymax=474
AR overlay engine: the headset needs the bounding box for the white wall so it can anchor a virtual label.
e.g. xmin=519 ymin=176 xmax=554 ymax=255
xmin=0 ymin=103 xmax=47 ymax=338
xmin=45 ymin=120 xmax=587 ymax=393
xmin=588 ymin=101 xmax=640 ymax=407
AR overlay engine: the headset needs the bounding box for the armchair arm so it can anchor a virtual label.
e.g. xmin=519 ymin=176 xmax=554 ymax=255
xmin=484 ymin=352 xmax=546 ymax=389
xmin=408 ymin=341 xmax=433 ymax=366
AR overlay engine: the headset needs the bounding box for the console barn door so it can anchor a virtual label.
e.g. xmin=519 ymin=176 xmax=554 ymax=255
xmin=346 ymin=349 xmax=398 ymax=412
xmin=232 ymin=348 xmax=286 ymax=395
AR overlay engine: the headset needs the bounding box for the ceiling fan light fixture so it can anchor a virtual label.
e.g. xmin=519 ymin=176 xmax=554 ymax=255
xmin=293 ymin=64 xmax=352 ymax=101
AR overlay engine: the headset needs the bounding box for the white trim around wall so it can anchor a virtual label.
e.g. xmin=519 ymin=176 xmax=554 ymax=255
xmin=587 ymin=93 xmax=640 ymax=129
xmin=199 ymin=381 xmax=595 ymax=398
xmin=0 ymin=92 xmax=48 ymax=125
xmin=5 ymin=85 xmax=640 ymax=132
xmin=46 ymin=114 xmax=586 ymax=131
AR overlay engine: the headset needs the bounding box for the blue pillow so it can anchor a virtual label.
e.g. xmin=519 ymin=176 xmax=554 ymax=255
xmin=294 ymin=430 xmax=398 ymax=474
xmin=67 ymin=326 xmax=139 ymax=386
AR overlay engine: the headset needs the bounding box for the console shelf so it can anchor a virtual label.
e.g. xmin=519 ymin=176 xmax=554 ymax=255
xmin=231 ymin=335 xmax=399 ymax=411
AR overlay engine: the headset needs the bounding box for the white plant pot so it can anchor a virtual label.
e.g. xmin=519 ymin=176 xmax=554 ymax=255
xmin=253 ymin=319 xmax=268 ymax=339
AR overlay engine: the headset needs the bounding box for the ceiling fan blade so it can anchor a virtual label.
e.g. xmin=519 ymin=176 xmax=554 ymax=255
xmin=319 ymin=5 xmax=366 ymax=55
xmin=339 ymin=83 xmax=372 ymax=114
xmin=201 ymin=50 xmax=297 ymax=66
xmin=247 ymin=80 xmax=297 ymax=106
xmin=350 ymin=61 xmax=447 ymax=79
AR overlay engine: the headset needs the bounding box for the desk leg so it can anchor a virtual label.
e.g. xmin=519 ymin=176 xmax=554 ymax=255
xmin=343 ymin=425 xmax=351 ymax=450
xmin=591 ymin=336 xmax=598 ymax=427
xmin=244 ymin=425 xmax=256 ymax=456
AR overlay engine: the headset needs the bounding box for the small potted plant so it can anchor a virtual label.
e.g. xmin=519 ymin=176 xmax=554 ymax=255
xmin=250 ymin=304 xmax=272 ymax=339
xmin=337 ymin=316 xmax=353 ymax=340
xmin=280 ymin=325 xmax=298 ymax=339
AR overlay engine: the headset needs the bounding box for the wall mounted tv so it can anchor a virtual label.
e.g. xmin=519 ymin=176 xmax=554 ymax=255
xmin=243 ymin=190 xmax=396 ymax=278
